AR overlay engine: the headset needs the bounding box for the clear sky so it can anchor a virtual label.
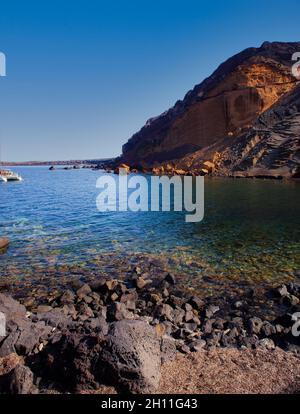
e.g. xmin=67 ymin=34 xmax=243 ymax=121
xmin=0 ymin=0 xmax=299 ymax=162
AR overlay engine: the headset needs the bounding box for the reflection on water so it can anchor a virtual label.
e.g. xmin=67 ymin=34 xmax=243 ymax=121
xmin=0 ymin=167 xmax=299 ymax=294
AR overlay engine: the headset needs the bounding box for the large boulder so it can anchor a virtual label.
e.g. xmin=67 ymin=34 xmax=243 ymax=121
xmin=0 ymin=294 xmax=26 ymax=325
xmin=35 ymin=330 xmax=103 ymax=392
xmin=7 ymin=365 xmax=36 ymax=394
xmin=0 ymin=354 xmax=36 ymax=394
xmin=35 ymin=308 xmax=72 ymax=329
xmin=100 ymin=320 xmax=161 ymax=393
xmin=0 ymin=294 xmax=52 ymax=357
xmin=0 ymin=353 xmax=23 ymax=376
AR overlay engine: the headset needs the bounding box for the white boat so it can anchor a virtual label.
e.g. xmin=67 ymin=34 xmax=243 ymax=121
xmin=0 ymin=143 xmax=23 ymax=181
xmin=0 ymin=169 xmax=23 ymax=181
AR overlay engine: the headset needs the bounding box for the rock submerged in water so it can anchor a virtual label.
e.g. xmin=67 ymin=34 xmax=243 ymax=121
xmin=0 ymin=237 xmax=9 ymax=251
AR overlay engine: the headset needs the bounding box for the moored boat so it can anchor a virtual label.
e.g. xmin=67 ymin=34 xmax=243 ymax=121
xmin=0 ymin=169 xmax=23 ymax=181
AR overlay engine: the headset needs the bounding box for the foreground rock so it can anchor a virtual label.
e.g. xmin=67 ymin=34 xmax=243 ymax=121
xmin=0 ymin=354 xmax=36 ymax=394
xmin=0 ymin=276 xmax=300 ymax=394
xmin=0 ymin=294 xmax=52 ymax=358
xmin=0 ymin=354 xmax=23 ymax=376
xmin=101 ymin=320 xmax=161 ymax=393
xmin=6 ymin=365 xmax=36 ymax=394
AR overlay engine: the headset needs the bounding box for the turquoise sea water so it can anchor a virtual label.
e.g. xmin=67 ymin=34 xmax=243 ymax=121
xmin=0 ymin=166 xmax=299 ymax=294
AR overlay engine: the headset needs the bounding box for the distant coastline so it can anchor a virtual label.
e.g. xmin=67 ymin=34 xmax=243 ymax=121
xmin=0 ymin=158 xmax=115 ymax=167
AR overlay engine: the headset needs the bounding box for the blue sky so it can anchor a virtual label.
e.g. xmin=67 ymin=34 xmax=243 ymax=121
xmin=0 ymin=0 xmax=299 ymax=162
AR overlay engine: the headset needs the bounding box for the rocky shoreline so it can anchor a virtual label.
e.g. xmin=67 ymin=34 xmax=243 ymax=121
xmin=0 ymin=271 xmax=300 ymax=394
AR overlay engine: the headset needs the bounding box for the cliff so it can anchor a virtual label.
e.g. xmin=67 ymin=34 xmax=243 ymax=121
xmin=121 ymin=42 xmax=300 ymax=178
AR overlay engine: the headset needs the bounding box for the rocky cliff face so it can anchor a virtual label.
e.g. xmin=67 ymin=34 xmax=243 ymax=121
xmin=121 ymin=42 xmax=300 ymax=177
xmin=214 ymin=83 xmax=300 ymax=178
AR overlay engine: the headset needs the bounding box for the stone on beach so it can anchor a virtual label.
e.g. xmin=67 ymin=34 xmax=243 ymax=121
xmin=60 ymin=289 xmax=75 ymax=305
xmin=0 ymin=353 xmax=23 ymax=376
xmin=36 ymin=305 xmax=53 ymax=313
xmin=0 ymin=276 xmax=300 ymax=394
xmin=76 ymin=283 xmax=92 ymax=298
xmin=100 ymin=320 xmax=161 ymax=393
xmin=7 ymin=365 xmax=36 ymax=394
xmin=0 ymin=293 xmax=26 ymax=325
xmin=0 ymin=293 xmax=52 ymax=357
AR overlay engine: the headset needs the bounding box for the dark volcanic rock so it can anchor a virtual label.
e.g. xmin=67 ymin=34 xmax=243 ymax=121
xmin=258 ymin=338 xmax=276 ymax=350
xmin=240 ymin=335 xmax=259 ymax=349
xmin=107 ymin=302 xmax=134 ymax=322
xmin=0 ymin=362 xmax=36 ymax=395
xmin=168 ymin=295 xmax=185 ymax=308
xmin=276 ymin=285 xmax=289 ymax=297
xmin=78 ymin=302 xmax=94 ymax=319
xmin=160 ymin=335 xmax=177 ymax=364
xmin=0 ymin=353 xmax=23 ymax=376
xmin=164 ymin=274 xmax=176 ymax=285
xmin=216 ymin=82 xmax=300 ymax=178
xmin=38 ymin=330 xmax=103 ymax=391
xmin=100 ymin=320 xmax=161 ymax=393
xmin=205 ymin=305 xmax=220 ymax=319
xmin=261 ymin=322 xmax=276 ymax=337
xmin=189 ymin=296 xmax=205 ymax=311
xmin=60 ymin=290 xmax=75 ymax=305
xmin=37 ymin=305 xmax=53 ymax=313
xmin=8 ymin=365 xmax=36 ymax=394
xmin=156 ymin=303 xmax=174 ymax=322
xmin=76 ymin=284 xmax=92 ymax=299
xmin=0 ymin=293 xmax=26 ymax=324
xmin=1 ymin=278 xmax=300 ymax=394
xmin=248 ymin=317 xmax=263 ymax=335
xmin=135 ymin=277 xmax=147 ymax=290
xmin=35 ymin=309 xmax=72 ymax=329
xmin=282 ymin=294 xmax=300 ymax=307
xmin=190 ymin=339 xmax=206 ymax=352
xmin=0 ymin=294 xmax=52 ymax=357
xmin=89 ymin=317 xmax=109 ymax=335
xmin=287 ymin=282 xmax=300 ymax=298
xmin=14 ymin=322 xmax=51 ymax=355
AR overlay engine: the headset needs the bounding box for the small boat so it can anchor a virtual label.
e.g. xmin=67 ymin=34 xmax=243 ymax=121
xmin=0 ymin=169 xmax=23 ymax=182
xmin=0 ymin=144 xmax=23 ymax=181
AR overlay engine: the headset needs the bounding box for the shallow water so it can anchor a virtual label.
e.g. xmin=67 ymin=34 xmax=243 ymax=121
xmin=0 ymin=166 xmax=299 ymax=294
